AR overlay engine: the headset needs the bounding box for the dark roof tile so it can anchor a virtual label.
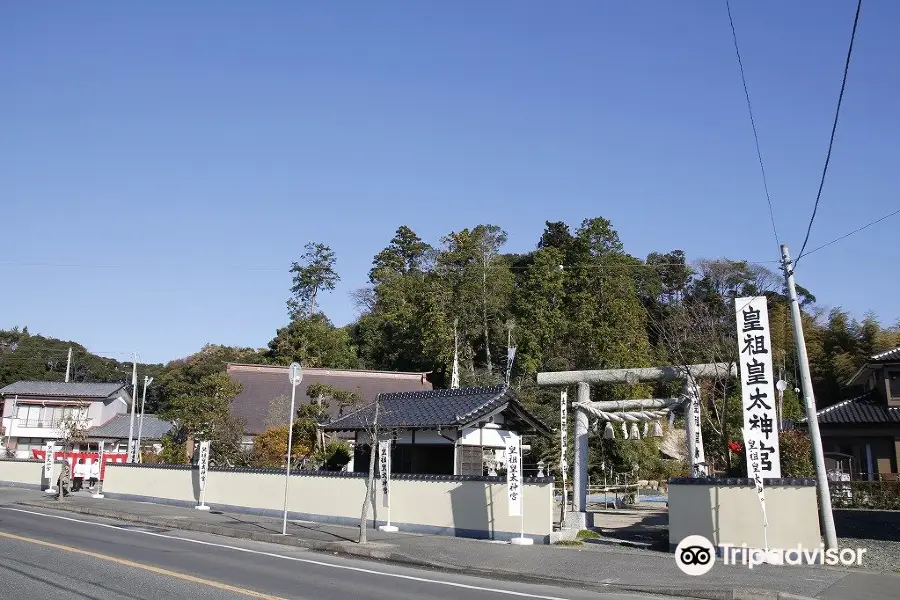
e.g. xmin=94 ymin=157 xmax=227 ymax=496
xmin=0 ymin=381 xmax=126 ymax=399
xmin=800 ymin=391 xmax=900 ymax=425
xmin=323 ymin=385 xmax=552 ymax=436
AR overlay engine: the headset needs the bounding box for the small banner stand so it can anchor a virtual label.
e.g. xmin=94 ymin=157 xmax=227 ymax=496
xmin=507 ymin=435 xmax=532 ymax=545
xmin=43 ymin=442 xmax=56 ymax=494
xmin=377 ymin=439 xmax=398 ymax=532
xmin=92 ymin=441 xmax=106 ymax=498
xmin=195 ymin=440 xmax=211 ymax=511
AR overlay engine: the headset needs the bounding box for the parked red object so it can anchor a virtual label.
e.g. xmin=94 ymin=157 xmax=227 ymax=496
xmin=31 ymin=450 xmax=128 ymax=480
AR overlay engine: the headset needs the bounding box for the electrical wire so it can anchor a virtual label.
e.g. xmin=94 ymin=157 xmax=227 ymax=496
xmin=797 ymin=206 xmax=900 ymax=259
xmin=725 ymin=0 xmax=780 ymax=250
xmin=796 ymin=0 xmax=863 ymax=261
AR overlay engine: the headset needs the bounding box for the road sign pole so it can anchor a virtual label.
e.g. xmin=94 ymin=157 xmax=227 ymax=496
xmin=282 ymin=362 xmax=303 ymax=536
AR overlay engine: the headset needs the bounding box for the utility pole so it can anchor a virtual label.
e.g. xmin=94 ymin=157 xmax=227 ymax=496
xmin=127 ymin=353 xmax=138 ymax=463
xmin=781 ymin=244 xmax=837 ymax=550
xmin=136 ymin=375 xmax=153 ymax=463
xmin=65 ymin=347 xmax=72 ymax=382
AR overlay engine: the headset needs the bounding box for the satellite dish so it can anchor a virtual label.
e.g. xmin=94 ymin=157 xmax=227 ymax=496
xmin=776 ymin=380 xmax=788 ymax=392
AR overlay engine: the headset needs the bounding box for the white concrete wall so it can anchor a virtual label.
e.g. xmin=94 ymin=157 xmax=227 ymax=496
xmin=668 ymin=482 xmax=822 ymax=550
xmin=0 ymin=459 xmax=52 ymax=489
xmin=100 ymin=465 xmax=554 ymax=542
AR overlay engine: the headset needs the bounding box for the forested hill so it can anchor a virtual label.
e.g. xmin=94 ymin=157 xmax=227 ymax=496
xmin=2 ymin=219 xmax=898 ymax=419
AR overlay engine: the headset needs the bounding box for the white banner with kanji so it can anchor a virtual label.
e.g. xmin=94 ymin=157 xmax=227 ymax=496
xmin=506 ymin=435 xmax=522 ymax=517
xmin=379 ymin=440 xmax=391 ymax=508
xmin=198 ymin=440 xmax=210 ymax=491
xmin=735 ymin=297 xmax=781 ymax=479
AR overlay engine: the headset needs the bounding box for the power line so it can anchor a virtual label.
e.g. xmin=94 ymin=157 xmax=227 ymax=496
xmin=796 ymin=0 xmax=863 ymax=261
xmin=725 ymin=0 xmax=780 ymax=249
xmin=798 ymin=206 xmax=900 ymax=259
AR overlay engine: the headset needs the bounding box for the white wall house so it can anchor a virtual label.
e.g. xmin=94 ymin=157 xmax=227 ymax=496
xmin=1 ymin=381 xmax=132 ymax=458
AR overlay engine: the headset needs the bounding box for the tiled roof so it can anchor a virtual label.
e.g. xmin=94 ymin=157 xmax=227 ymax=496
xmin=799 ymin=391 xmax=900 ymax=425
xmin=872 ymin=347 xmax=900 ymax=362
xmin=322 ymin=385 xmax=552 ymax=436
xmin=88 ymin=414 xmax=174 ymax=440
xmin=227 ymin=364 xmax=433 ymax=435
xmin=0 ymin=381 xmax=126 ymax=399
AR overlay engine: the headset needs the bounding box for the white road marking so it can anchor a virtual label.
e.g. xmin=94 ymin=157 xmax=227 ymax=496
xmin=1 ymin=507 xmax=576 ymax=600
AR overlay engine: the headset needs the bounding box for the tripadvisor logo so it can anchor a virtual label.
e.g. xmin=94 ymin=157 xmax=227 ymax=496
xmin=675 ymin=535 xmax=716 ymax=576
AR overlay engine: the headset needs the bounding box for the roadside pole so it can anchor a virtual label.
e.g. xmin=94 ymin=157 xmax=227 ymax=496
xmin=780 ymin=244 xmax=837 ymax=550
xmin=43 ymin=442 xmax=56 ymax=494
xmin=282 ymin=362 xmax=303 ymax=535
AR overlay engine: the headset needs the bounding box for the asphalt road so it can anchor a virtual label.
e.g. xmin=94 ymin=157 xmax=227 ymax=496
xmin=0 ymin=497 xmax=667 ymax=600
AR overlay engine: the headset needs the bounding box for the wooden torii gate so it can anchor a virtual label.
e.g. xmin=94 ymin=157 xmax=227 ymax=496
xmin=537 ymin=363 xmax=736 ymax=526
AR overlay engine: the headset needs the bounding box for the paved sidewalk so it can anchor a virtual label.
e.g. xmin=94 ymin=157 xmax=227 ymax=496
xmin=12 ymin=490 xmax=899 ymax=600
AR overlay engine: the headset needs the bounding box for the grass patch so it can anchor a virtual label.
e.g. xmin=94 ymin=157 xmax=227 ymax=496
xmin=554 ymin=540 xmax=584 ymax=547
xmin=576 ymin=529 xmax=601 ymax=539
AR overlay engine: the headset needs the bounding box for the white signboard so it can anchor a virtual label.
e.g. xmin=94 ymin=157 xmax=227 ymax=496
xmin=197 ymin=440 xmax=210 ymax=491
xmin=43 ymin=442 xmax=55 ymax=478
xmin=506 ymin=436 xmax=522 ymax=517
xmin=690 ymin=386 xmax=707 ymax=476
xmin=379 ymin=440 xmax=391 ymax=508
xmin=735 ymin=297 xmax=781 ymax=479
xmin=560 ymin=391 xmax=568 ymax=469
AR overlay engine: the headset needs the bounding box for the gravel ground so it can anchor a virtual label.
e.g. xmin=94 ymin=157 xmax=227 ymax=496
xmin=839 ymin=537 xmax=900 ymax=573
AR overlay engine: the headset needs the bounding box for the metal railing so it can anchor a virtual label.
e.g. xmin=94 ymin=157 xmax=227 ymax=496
xmin=5 ymin=417 xmax=91 ymax=429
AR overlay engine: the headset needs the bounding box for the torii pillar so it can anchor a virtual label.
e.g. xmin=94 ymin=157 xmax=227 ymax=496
xmin=537 ymin=363 xmax=736 ymax=526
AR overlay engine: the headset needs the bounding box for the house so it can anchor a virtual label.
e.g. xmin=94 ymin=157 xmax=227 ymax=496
xmin=323 ymin=385 xmax=553 ymax=476
xmin=798 ymin=347 xmax=900 ymax=480
xmin=0 ymin=381 xmax=132 ymax=458
xmin=88 ymin=413 xmax=174 ymax=454
xmin=227 ymin=363 xmax=433 ymax=448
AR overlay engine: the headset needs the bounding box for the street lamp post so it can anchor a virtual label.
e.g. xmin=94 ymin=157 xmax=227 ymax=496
xmin=136 ymin=376 xmax=154 ymax=463
xmin=282 ymin=362 xmax=303 ymax=536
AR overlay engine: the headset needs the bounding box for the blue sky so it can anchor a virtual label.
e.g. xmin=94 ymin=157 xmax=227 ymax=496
xmin=2 ymin=2 xmax=898 ymax=365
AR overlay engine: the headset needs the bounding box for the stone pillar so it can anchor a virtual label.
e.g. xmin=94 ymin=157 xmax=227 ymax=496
xmin=574 ymin=382 xmax=590 ymax=513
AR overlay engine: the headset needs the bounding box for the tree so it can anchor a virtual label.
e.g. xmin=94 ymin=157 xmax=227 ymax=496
xmin=251 ymin=425 xmax=312 ymax=468
xmin=267 ymin=313 xmax=359 ymax=368
xmin=288 ymin=242 xmax=340 ymax=318
xmin=160 ymin=373 xmax=246 ymax=466
xmin=368 ymin=225 xmax=433 ymax=285
xmin=358 ymin=396 xmax=380 ymax=544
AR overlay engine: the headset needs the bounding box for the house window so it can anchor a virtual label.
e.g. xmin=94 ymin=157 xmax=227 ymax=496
xmin=15 ymin=438 xmax=48 ymax=453
xmin=889 ymin=371 xmax=900 ymax=399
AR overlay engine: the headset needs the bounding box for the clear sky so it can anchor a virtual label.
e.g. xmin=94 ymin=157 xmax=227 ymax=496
xmin=2 ymin=2 xmax=898 ymax=365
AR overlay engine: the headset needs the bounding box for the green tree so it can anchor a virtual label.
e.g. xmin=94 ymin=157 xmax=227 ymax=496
xmin=267 ymin=313 xmax=359 ymax=368
xmin=288 ymin=242 xmax=340 ymax=318
xmin=160 ymin=373 xmax=246 ymax=466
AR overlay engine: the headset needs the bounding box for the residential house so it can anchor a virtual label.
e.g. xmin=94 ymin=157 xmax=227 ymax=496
xmin=323 ymin=385 xmax=552 ymax=476
xmin=227 ymin=363 xmax=433 ymax=449
xmin=799 ymin=347 xmax=900 ymax=480
xmin=0 ymin=381 xmax=132 ymax=458
xmin=88 ymin=413 xmax=174 ymax=454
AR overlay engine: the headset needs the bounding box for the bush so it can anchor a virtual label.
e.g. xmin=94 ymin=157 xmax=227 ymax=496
xmin=314 ymin=440 xmax=352 ymax=471
xmin=831 ymin=481 xmax=900 ymax=510
xmin=779 ymin=429 xmax=815 ymax=478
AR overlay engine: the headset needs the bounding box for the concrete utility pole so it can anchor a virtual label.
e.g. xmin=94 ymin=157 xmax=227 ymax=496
xmin=781 ymin=244 xmax=837 ymax=550
xmin=127 ymin=353 xmax=138 ymax=463
xmin=136 ymin=376 xmax=153 ymax=463
xmin=65 ymin=347 xmax=72 ymax=382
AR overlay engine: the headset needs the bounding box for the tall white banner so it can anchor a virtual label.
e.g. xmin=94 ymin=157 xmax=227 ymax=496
xmin=506 ymin=436 xmax=522 ymax=517
xmin=198 ymin=440 xmax=210 ymax=491
xmin=379 ymin=440 xmax=391 ymax=508
xmin=560 ymin=390 xmax=568 ymax=511
xmin=43 ymin=442 xmax=55 ymax=479
xmin=735 ymin=297 xmax=781 ymax=479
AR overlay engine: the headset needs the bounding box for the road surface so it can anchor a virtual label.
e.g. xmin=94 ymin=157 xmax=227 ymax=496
xmin=0 ymin=493 xmax=665 ymax=600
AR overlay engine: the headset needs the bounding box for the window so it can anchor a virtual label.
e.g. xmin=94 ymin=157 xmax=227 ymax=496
xmin=15 ymin=437 xmax=48 ymax=453
xmin=889 ymin=371 xmax=900 ymax=399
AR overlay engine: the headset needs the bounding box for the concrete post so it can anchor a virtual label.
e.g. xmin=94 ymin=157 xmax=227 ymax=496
xmin=574 ymin=382 xmax=590 ymax=514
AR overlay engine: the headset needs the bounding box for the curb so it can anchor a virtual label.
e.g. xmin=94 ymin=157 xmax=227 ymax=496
xmin=17 ymin=500 xmax=816 ymax=600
